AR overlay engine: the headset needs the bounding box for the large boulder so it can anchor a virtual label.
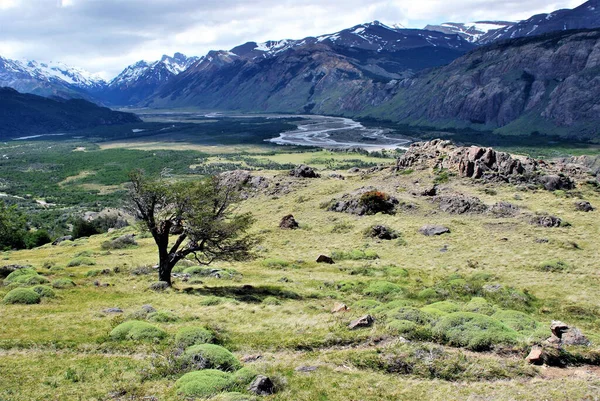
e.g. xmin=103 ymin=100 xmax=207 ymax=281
xmin=279 ymin=215 xmax=299 ymax=230
xmin=574 ymin=201 xmax=594 ymax=212
xmin=248 ymin=375 xmax=275 ymax=396
xmin=365 ymin=225 xmax=399 ymax=240
xmin=434 ymin=194 xmax=487 ymax=214
xmin=549 ymin=320 xmax=590 ymax=346
xmin=219 ymin=170 xmax=269 ymax=198
xmin=530 ymin=215 xmax=562 ymax=228
xmin=419 ymin=225 xmax=450 ymax=236
xmin=290 ymin=165 xmax=320 ymax=178
xmin=538 ymin=175 xmax=575 ymax=191
xmin=0 ymin=264 xmax=28 ymax=279
xmin=328 ymin=188 xmax=398 ymax=216
xmin=348 ymin=315 xmax=375 ymax=330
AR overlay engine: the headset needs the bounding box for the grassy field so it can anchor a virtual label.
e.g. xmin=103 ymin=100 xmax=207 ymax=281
xmin=2 ymin=150 xmax=600 ymax=400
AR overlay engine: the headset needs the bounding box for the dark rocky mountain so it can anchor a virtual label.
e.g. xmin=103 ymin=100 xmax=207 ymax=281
xmin=361 ymin=29 xmax=600 ymax=139
xmin=424 ymin=21 xmax=516 ymax=43
xmin=479 ymin=0 xmax=600 ymax=44
xmin=99 ymin=53 xmax=199 ymax=105
xmin=145 ymin=22 xmax=474 ymax=111
xmin=0 ymin=87 xmax=141 ymax=139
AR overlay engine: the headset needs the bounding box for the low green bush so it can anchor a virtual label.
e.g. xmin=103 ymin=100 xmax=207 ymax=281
xmin=491 ymin=310 xmax=538 ymax=332
xmin=4 ymin=268 xmax=37 ymax=284
xmin=362 ymin=281 xmax=403 ymax=299
xmin=213 ymin=393 xmax=257 ymax=401
xmin=260 ymin=259 xmax=290 ymax=269
xmin=175 ymin=327 xmax=214 ymax=348
xmin=3 ymin=288 xmax=41 ymax=304
xmin=11 ymin=274 xmax=49 ymax=286
xmin=32 ymin=285 xmax=56 ymax=298
xmin=424 ymin=301 xmax=461 ymax=314
xmin=536 ymin=259 xmax=570 ymax=273
xmin=352 ymin=299 xmax=382 ymax=310
xmin=387 ymin=320 xmax=432 ymax=341
xmin=229 ymin=367 xmax=258 ymax=389
xmin=386 ymin=307 xmax=435 ymax=325
xmin=175 ymin=370 xmax=232 ymax=398
xmin=262 ymin=296 xmax=281 ymax=305
xmin=147 ymin=311 xmax=180 ymax=323
xmin=52 ymin=278 xmax=76 ymax=289
xmin=181 ymin=344 xmax=241 ymax=372
xmin=463 ymin=297 xmax=496 ymax=316
xmin=109 ymin=320 xmax=167 ymax=341
xmin=67 ymin=257 xmax=96 ymax=267
xmin=332 ymin=249 xmax=379 ymax=261
xmin=432 ymin=312 xmax=519 ymax=351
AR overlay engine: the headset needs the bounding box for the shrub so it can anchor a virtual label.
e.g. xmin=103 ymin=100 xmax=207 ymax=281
xmin=3 ymin=288 xmax=41 ymax=304
xmin=181 ymin=344 xmax=241 ymax=372
xmin=536 ymin=259 xmax=570 ymax=273
xmin=4 ymin=268 xmax=37 ymax=284
xmin=262 ymin=296 xmax=281 ymax=305
xmin=67 ymin=257 xmax=96 ymax=267
xmin=352 ymin=299 xmax=382 ymax=310
xmin=432 ymin=312 xmax=519 ymax=351
xmin=175 ymin=327 xmax=214 ymax=348
xmin=424 ymin=301 xmax=461 ymax=314
xmin=417 ymin=288 xmax=439 ymax=301
xmin=110 ymin=320 xmax=167 ymax=341
xmin=491 ymin=310 xmax=538 ymax=332
xmin=32 ymin=285 xmax=56 ymax=298
xmin=362 ymin=281 xmax=403 ymax=299
xmin=229 ymin=367 xmax=258 ymax=389
xmin=24 ymin=230 xmax=52 ymax=249
xmin=52 ymin=278 xmax=76 ymax=289
xmin=175 ymin=370 xmax=232 ymax=397
xmin=359 ymin=191 xmax=396 ymax=215
xmin=372 ymin=300 xmax=413 ymax=314
xmin=386 ymin=307 xmax=435 ymax=325
xmin=213 ymin=392 xmax=257 ymax=401
xmin=101 ymin=235 xmax=137 ymax=250
xmin=11 ymin=274 xmax=49 ymax=286
xmin=387 ymin=320 xmax=432 ymax=341
xmin=260 ymin=259 xmax=290 ymax=269
xmin=463 ymin=297 xmax=496 ymax=316
xmin=331 ymin=249 xmax=379 ymax=261
xmin=147 ymin=311 xmax=180 ymax=323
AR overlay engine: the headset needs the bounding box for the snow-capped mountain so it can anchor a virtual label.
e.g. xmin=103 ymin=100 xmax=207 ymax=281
xmin=424 ymin=21 xmax=516 ymax=43
xmin=101 ymin=52 xmax=199 ymax=105
xmin=0 ymin=56 xmax=106 ymax=98
xmin=479 ymin=0 xmax=600 ymax=44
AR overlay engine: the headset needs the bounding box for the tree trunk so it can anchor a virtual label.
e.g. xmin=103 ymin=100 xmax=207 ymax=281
xmin=158 ymin=249 xmax=173 ymax=285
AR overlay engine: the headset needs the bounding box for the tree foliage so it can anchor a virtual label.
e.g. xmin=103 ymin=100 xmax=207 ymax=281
xmin=127 ymin=171 xmax=257 ymax=285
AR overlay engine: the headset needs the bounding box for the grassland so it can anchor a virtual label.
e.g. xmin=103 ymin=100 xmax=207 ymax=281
xmin=1 ymin=147 xmax=600 ymax=400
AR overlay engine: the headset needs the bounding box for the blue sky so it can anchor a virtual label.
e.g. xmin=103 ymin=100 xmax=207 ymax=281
xmin=0 ymin=0 xmax=587 ymax=78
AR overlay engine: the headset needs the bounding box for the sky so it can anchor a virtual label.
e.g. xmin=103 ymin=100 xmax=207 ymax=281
xmin=0 ymin=0 xmax=587 ymax=79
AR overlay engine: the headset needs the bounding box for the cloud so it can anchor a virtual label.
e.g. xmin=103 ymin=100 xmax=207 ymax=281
xmin=0 ymin=0 xmax=587 ymax=79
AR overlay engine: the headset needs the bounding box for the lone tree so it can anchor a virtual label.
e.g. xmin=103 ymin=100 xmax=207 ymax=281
xmin=128 ymin=171 xmax=256 ymax=286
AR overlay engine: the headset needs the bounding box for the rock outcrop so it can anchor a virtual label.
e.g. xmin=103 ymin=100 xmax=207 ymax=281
xmin=279 ymin=215 xmax=300 ymax=230
xmin=290 ymin=165 xmax=320 ymax=178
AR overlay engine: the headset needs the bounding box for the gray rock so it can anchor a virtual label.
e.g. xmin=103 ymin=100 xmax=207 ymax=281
xmin=103 ymin=308 xmax=123 ymax=314
xmin=419 ymin=225 xmax=450 ymax=236
xmin=0 ymin=264 xmax=29 ymax=278
xmin=366 ymin=225 xmax=398 ymax=240
xmin=550 ymin=320 xmax=590 ymax=346
xmin=290 ymin=164 xmax=320 ymax=178
xmin=52 ymin=235 xmax=73 ymax=246
xmin=348 ymin=315 xmax=375 ymax=329
xmin=538 ymin=175 xmax=575 ymax=191
xmin=574 ymin=201 xmax=594 ymax=212
xmin=296 ymin=366 xmax=318 ymax=372
xmin=434 ymin=194 xmax=487 ymax=214
xmin=530 ymin=215 xmax=562 ymax=228
xmin=141 ymin=304 xmax=156 ymax=313
xmin=248 ymin=375 xmax=275 ymax=396
xmin=490 ymin=201 xmax=520 ymax=217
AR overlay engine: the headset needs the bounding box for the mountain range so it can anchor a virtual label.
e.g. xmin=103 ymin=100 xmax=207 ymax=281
xmin=1 ymin=0 xmax=600 ymax=139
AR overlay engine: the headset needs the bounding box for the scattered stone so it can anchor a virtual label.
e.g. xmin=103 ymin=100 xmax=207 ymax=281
xmin=535 ymin=238 xmax=549 ymax=243
xmin=52 ymin=235 xmax=73 ymax=246
xmin=348 ymin=315 xmax=375 ymax=330
xmin=279 ymin=214 xmax=299 ymax=230
xmin=149 ymin=281 xmax=170 ymax=291
xmin=420 ymin=185 xmax=437 ymax=197
xmin=332 ymin=303 xmax=349 ymax=313
xmin=241 ymin=355 xmax=263 ymax=363
xmin=219 ymin=170 xmax=270 ymax=198
xmin=290 ymin=164 xmax=320 ymax=178
xmin=316 ymin=255 xmax=335 ymax=264
xmin=296 ymin=366 xmax=318 ymax=373
xmin=419 ymin=225 xmax=450 ymax=236
xmin=347 ymin=167 xmax=361 ymax=173
xmin=0 ymin=264 xmax=28 ymax=278
xmin=490 ymin=202 xmax=520 ymax=217
xmin=538 ymin=175 xmax=575 ymax=191
xmin=141 ymin=305 xmax=156 ymax=313
xmin=434 ymin=194 xmax=487 ymax=214
xmin=549 ymin=320 xmax=590 ymax=346
xmin=103 ymin=308 xmax=123 ymax=314
xmin=574 ymin=201 xmax=594 ymax=212
xmin=329 ymin=173 xmax=345 ymax=180
xmin=525 ymin=345 xmax=545 ymax=365
xmin=530 ymin=215 xmax=562 ymax=228
xmin=248 ymin=375 xmax=275 ymax=396
xmin=366 ymin=225 xmax=398 ymax=240
xmin=439 ymin=245 xmax=449 ymax=253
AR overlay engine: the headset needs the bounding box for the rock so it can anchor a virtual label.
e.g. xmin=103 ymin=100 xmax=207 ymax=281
xmin=366 ymin=225 xmax=398 ymax=240
xmin=420 ymin=186 xmax=437 ymax=197
xmin=219 ymin=170 xmax=269 ymax=198
xmin=348 ymin=315 xmax=374 ymax=330
xmin=279 ymin=214 xmax=299 ymax=230
xmin=490 ymin=201 xmax=520 ymax=217
xmin=248 ymin=375 xmax=275 ymax=396
xmin=316 ymin=255 xmax=335 ymax=264
xmin=347 ymin=167 xmax=361 ymax=173
xmin=103 ymin=308 xmax=123 ymax=314
xmin=419 ymin=225 xmax=450 ymax=236
xmin=141 ymin=304 xmax=156 ymax=313
xmin=574 ymin=201 xmax=594 ymax=212
xmin=0 ymin=264 xmax=28 ymax=278
xmin=525 ymin=345 xmax=544 ymax=365
xmin=332 ymin=303 xmax=349 ymax=313
xmin=52 ymin=235 xmax=73 ymax=246
xmin=329 ymin=173 xmax=345 ymax=180
xmin=328 ymin=187 xmax=399 ymax=216
xmin=549 ymin=320 xmax=590 ymax=346
xmin=296 ymin=366 xmax=318 ymax=372
xmin=241 ymin=354 xmax=262 ymax=363
xmin=538 ymin=175 xmax=575 ymax=191
xmin=290 ymin=164 xmax=320 ymax=178
xmin=149 ymin=281 xmax=170 ymax=291
xmin=434 ymin=194 xmax=487 ymax=214
xmin=530 ymin=215 xmax=562 ymax=228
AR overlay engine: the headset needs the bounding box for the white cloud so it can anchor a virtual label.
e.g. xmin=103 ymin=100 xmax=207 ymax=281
xmin=0 ymin=0 xmax=589 ymax=79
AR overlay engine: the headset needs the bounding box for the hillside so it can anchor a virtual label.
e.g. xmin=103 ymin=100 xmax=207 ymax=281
xmin=0 ymin=87 xmax=141 ymax=139
xmin=361 ymin=29 xmax=600 ymax=139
